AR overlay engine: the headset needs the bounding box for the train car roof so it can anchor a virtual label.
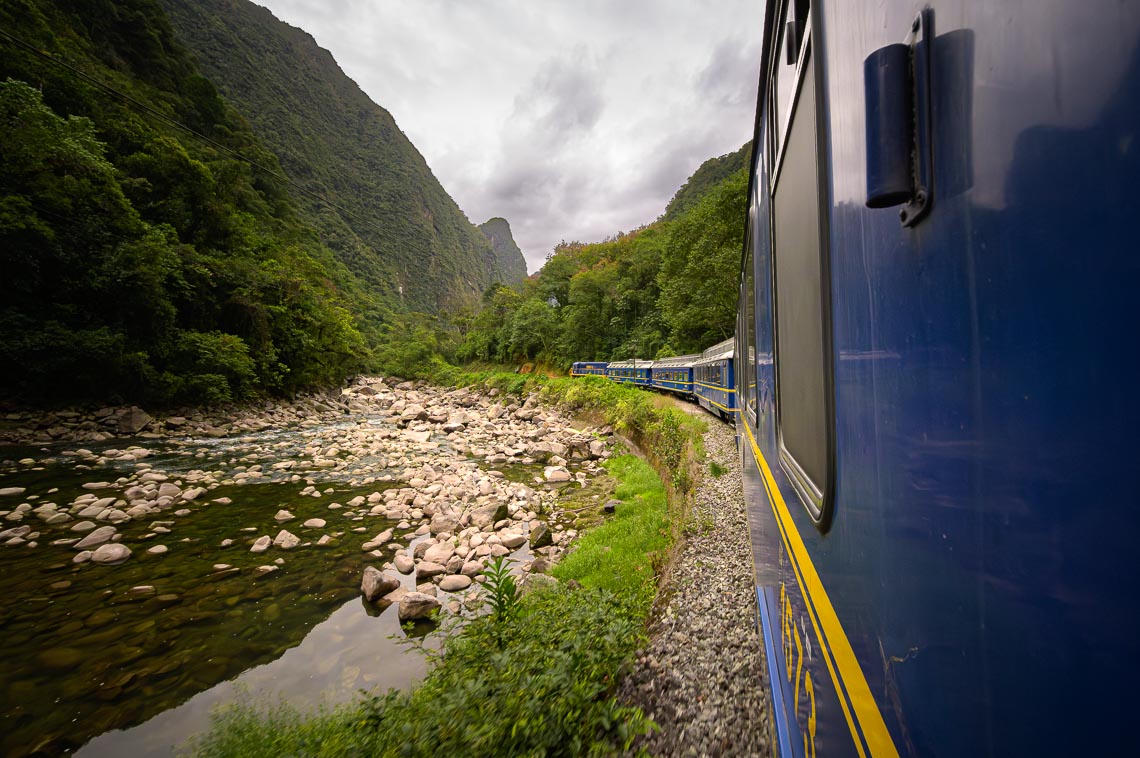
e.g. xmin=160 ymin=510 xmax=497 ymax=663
xmin=652 ymin=354 xmax=700 ymax=369
xmin=607 ymin=359 xmax=654 ymax=369
xmin=696 ymin=338 xmax=734 ymax=363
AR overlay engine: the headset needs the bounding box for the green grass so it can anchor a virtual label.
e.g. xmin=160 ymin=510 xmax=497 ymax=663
xmin=709 ymin=461 xmax=728 ymax=478
xmin=185 ymin=698 xmax=361 ymax=757
xmin=553 ymin=455 xmax=669 ymax=609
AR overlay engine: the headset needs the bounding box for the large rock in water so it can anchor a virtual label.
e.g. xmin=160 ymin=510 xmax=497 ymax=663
xmin=529 ymin=523 xmax=552 ymax=549
xmin=360 ymin=566 xmax=401 ymax=602
xmin=398 ymin=592 xmax=441 ymax=621
xmin=500 ymin=533 xmax=526 ymax=549
xmin=422 ymin=541 xmax=455 ymax=565
xmin=439 ymin=574 xmax=472 ymax=592
xmin=273 ymin=530 xmax=300 ymax=549
xmin=469 ymin=503 xmax=509 ymax=530
xmin=74 ymin=526 xmax=117 ymax=550
xmin=543 ymin=466 xmax=572 ymax=482
xmin=415 ymin=561 xmax=446 ymax=579
xmin=90 ymin=543 xmax=131 ymax=565
xmin=429 ymin=512 xmax=459 ymax=535
xmin=400 ymin=404 xmax=428 ymax=421
xmin=117 ymin=406 xmax=153 ymax=435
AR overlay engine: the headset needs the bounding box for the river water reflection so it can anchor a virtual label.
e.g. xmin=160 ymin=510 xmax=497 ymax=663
xmin=78 ymin=592 xmax=428 ymax=757
xmin=0 ymin=414 xmax=525 ymax=756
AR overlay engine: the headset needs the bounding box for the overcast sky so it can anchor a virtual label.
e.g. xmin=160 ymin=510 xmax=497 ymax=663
xmin=255 ymin=0 xmax=760 ymax=273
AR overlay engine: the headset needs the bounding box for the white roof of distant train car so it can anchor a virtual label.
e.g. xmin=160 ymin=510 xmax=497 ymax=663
xmin=696 ymin=338 xmax=734 ymax=364
xmin=608 ymin=359 xmax=654 ymax=369
xmin=652 ymin=354 xmax=700 ymax=369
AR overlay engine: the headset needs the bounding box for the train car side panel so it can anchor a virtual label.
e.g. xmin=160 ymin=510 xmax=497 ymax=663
xmin=742 ymin=0 xmax=1140 ymax=756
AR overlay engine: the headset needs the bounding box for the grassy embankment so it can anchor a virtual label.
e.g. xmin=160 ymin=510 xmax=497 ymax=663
xmin=189 ymin=366 xmax=706 ymax=757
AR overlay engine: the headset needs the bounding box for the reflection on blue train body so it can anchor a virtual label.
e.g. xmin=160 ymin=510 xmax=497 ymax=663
xmin=732 ymin=1 xmax=1140 ymax=756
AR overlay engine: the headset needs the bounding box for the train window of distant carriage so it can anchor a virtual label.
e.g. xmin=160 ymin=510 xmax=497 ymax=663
xmin=769 ymin=1 xmax=833 ymax=529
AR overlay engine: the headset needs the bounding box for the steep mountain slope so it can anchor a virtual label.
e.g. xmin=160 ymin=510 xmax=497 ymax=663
xmin=0 ymin=0 xmax=369 ymax=405
xmin=478 ymin=217 xmax=528 ymax=284
xmin=158 ymin=0 xmax=507 ymax=311
xmin=661 ymin=142 xmax=750 ymax=222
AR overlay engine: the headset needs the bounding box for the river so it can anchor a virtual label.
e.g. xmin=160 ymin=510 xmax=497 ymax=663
xmin=0 ymin=380 xmax=602 ymax=756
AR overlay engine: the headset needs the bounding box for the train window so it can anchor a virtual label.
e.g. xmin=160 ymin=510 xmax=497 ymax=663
xmin=744 ymin=220 xmax=758 ymax=424
xmin=769 ymin=3 xmax=834 ymax=530
xmin=773 ymin=0 xmax=810 ymax=151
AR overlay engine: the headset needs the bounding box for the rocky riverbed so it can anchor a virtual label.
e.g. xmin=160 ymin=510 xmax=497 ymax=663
xmin=0 ymin=377 xmax=616 ymax=756
xmin=619 ymin=412 xmax=773 ymax=757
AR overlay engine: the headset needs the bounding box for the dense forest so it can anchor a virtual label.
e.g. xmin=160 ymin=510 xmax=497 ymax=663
xmin=0 ymin=0 xmax=381 ymax=405
xmin=450 ymin=146 xmax=751 ymax=367
xmin=0 ymin=0 xmax=530 ymax=407
xmin=661 ymin=142 xmax=749 ymax=222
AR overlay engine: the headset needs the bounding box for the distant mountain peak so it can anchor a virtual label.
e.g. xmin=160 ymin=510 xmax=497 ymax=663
xmin=478 ymin=217 xmax=528 ymax=284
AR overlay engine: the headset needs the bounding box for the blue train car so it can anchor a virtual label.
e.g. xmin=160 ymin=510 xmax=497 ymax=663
xmin=570 ymin=361 xmax=608 ymax=377
xmin=693 ymin=339 xmax=736 ymax=419
xmin=650 ymin=354 xmax=698 ymax=396
xmin=605 ymin=359 xmax=652 ymax=387
xmin=736 ymin=2 xmax=1140 ymax=756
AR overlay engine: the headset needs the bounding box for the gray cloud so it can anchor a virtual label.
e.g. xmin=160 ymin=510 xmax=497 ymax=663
xmin=513 ymin=52 xmax=605 ymax=139
xmin=697 ymin=37 xmax=761 ymax=108
xmin=255 ymin=0 xmax=760 ymax=273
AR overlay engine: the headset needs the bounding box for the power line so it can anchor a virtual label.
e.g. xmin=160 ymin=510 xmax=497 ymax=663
xmin=0 ymin=26 xmax=389 ymax=239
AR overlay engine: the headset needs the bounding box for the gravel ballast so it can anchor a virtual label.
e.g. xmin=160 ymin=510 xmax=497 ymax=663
xmin=620 ymin=412 xmax=773 ymax=757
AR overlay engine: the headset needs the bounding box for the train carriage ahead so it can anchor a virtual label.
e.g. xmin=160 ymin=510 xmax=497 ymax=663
xmin=605 ymin=359 xmax=653 ymax=386
xmin=693 ymin=339 xmax=736 ymax=419
xmin=649 ymin=354 xmax=699 ymax=396
xmin=570 ymin=361 xmax=608 ymax=377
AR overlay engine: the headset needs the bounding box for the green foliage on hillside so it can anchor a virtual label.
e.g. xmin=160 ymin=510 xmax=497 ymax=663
xmin=157 ymin=0 xmax=524 ymax=312
xmin=0 ymin=0 xmax=372 ymax=405
xmin=661 ymin=142 xmax=750 ymax=222
xmin=454 ymin=159 xmax=750 ymax=366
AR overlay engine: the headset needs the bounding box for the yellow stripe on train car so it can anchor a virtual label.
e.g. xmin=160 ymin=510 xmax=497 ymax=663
xmin=694 ymin=381 xmax=737 ymax=392
xmin=741 ymin=420 xmax=898 ymax=758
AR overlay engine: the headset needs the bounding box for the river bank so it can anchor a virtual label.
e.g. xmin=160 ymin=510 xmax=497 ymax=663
xmin=0 ymin=377 xmax=618 ymax=756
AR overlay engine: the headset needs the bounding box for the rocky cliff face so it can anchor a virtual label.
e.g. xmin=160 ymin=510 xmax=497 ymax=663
xmin=159 ymin=0 xmax=513 ymax=311
xmin=478 ymin=217 xmax=529 ymax=284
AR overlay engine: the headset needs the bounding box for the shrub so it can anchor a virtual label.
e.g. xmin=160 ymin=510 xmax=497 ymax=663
xmin=190 ymin=586 xmax=654 ymax=757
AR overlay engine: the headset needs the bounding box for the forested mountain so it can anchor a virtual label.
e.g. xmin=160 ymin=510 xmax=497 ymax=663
xmin=478 ymin=217 xmax=528 ymax=284
xmin=158 ymin=0 xmax=520 ymax=311
xmin=661 ymin=142 xmax=750 ymax=222
xmin=455 ymin=145 xmax=752 ymax=366
xmin=0 ymin=0 xmax=372 ymax=405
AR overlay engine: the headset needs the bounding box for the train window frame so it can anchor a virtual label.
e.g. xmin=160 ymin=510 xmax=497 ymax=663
xmin=772 ymin=0 xmax=811 ymax=157
xmin=743 ymin=216 xmax=758 ymax=427
xmin=766 ymin=0 xmax=836 ymax=533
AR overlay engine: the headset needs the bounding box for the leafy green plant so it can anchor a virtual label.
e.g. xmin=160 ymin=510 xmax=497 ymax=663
xmin=481 ymin=555 xmax=519 ymax=647
xmin=709 ymin=461 xmax=729 ymax=478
